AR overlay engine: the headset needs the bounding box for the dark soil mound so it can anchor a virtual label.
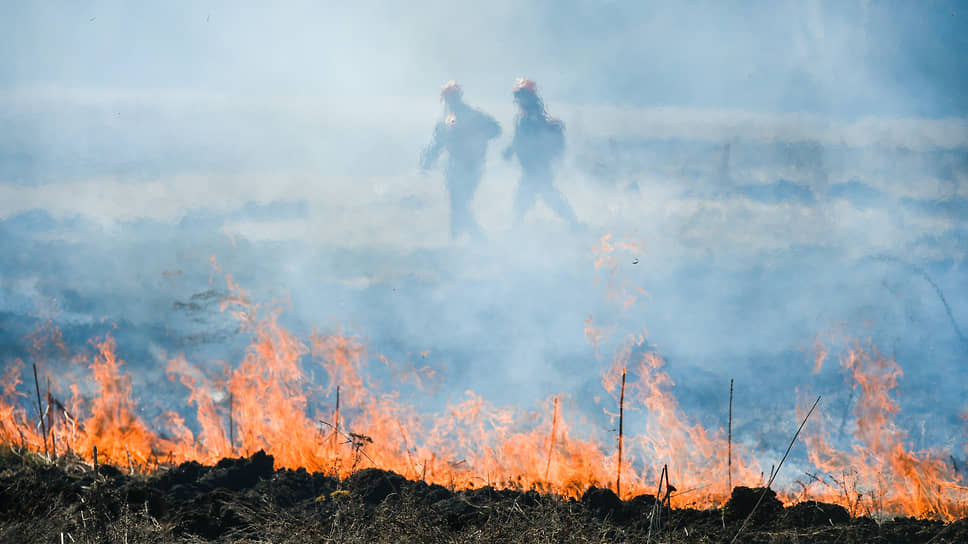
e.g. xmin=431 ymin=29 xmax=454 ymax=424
xmin=723 ymin=485 xmax=784 ymax=525
xmin=580 ymin=485 xmax=623 ymax=519
xmin=782 ymin=500 xmax=851 ymax=527
xmin=342 ymin=467 xmax=406 ymax=505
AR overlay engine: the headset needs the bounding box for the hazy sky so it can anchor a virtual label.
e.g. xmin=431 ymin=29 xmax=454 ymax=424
xmin=2 ymin=1 xmax=966 ymax=115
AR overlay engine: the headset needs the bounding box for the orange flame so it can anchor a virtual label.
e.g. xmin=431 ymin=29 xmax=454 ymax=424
xmin=74 ymin=335 xmax=160 ymax=466
xmin=1 ymin=257 xmax=965 ymax=521
xmin=798 ymin=342 xmax=967 ymax=519
xmin=599 ymin=333 xmax=760 ymax=504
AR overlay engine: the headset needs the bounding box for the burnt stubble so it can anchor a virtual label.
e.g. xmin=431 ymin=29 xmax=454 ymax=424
xmin=1 ymin=449 xmax=964 ymax=543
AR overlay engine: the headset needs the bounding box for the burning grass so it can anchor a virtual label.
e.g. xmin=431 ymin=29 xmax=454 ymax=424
xmin=2 ymin=312 xmax=965 ymax=524
xmin=1 ymin=251 xmax=966 ymax=529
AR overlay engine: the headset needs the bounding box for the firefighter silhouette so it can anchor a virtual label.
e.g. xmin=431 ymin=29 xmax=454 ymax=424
xmin=503 ymin=78 xmax=580 ymax=229
xmin=420 ymin=81 xmax=501 ymax=240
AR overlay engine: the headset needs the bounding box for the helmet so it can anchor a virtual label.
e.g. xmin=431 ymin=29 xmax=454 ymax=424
xmin=440 ymin=80 xmax=463 ymax=101
xmin=512 ymin=78 xmax=538 ymax=95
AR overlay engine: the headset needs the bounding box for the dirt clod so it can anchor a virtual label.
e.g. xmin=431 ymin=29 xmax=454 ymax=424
xmin=580 ymin=485 xmax=623 ymax=519
xmin=343 ymin=467 xmax=407 ymax=505
xmin=723 ymin=485 xmax=784 ymax=525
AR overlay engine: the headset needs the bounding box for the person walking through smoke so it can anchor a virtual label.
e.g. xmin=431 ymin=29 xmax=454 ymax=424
xmin=420 ymin=81 xmax=501 ymax=241
xmin=503 ymin=78 xmax=581 ymax=230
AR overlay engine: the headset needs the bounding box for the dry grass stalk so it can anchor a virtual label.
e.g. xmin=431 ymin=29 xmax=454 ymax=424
xmin=545 ymin=395 xmax=559 ymax=482
xmin=228 ymin=391 xmax=235 ymax=454
xmin=31 ymin=363 xmax=48 ymax=458
xmin=348 ymin=432 xmax=374 ymax=471
xmin=730 ymin=394 xmax=821 ymax=544
xmin=47 ymin=376 xmax=57 ymax=459
xmin=617 ymin=368 xmax=626 ymax=498
xmin=647 ymin=464 xmax=672 ymax=543
xmin=728 ymin=378 xmax=733 ymax=493
xmin=334 ymin=385 xmax=341 ymax=478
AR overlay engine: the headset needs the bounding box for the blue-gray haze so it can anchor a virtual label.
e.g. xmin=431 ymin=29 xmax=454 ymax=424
xmin=1 ymin=1 xmax=966 ymax=473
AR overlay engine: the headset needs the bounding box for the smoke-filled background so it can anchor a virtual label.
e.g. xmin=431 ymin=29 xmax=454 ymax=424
xmin=2 ymin=1 xmax=967 ymax=476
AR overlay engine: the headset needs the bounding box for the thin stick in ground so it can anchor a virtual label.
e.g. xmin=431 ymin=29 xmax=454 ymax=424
xmin=32 ymin=363 xmax=48 ymax=458
xmin=545 ymin=395 xmax=559 ymax=482
xmin=617 ymin=367 xmax=626 ymax=498
xmin=647 ymin=464 xmax=670 ymax=544
xmin=730 ymin=395 xmax=821 ymax=544
xmin=333 ymin=385 xmax=341 ymax=478
xmin=47 ymin=376 xmax=57 ymax=459
xmin=228 ymin=391 xmax=234 ymax=454
xmin=728 ymin=378 xmax=733 ymax=493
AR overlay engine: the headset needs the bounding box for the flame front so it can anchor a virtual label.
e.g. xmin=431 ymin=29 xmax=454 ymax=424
xmin=798 ymin=344 xmax=967 ymax=519
xmin=2 ymin=255 xmax=966 ymax=520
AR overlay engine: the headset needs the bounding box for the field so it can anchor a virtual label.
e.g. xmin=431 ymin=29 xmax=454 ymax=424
xmin=2 ymin=448 xmax=965 ymax=544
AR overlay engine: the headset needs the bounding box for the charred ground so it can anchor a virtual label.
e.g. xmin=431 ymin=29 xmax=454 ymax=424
xmin=1 ymin=448 xmax=965 ymax=543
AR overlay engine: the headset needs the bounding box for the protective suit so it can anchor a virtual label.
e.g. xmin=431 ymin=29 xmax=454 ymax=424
xmin=503 ymin=78 xmax=580 ymax=229
xmin=420 ymin=81 xmax=501 ymax=240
